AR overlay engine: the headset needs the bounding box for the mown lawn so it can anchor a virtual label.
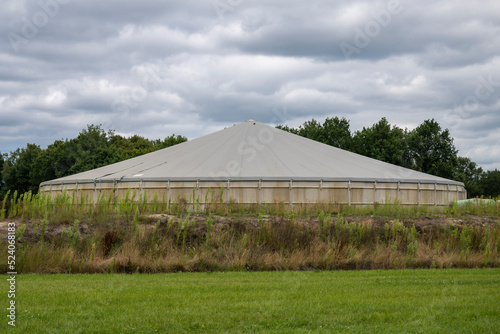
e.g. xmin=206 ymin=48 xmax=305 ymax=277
xmin=3 ymin=269 xmax=499 ymax=333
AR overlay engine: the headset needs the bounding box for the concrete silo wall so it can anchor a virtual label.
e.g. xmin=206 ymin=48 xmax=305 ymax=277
xmin=40 ymin=179 xmax=466 ymax=207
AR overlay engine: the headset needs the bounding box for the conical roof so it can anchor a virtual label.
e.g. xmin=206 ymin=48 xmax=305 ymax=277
xmin=41 ymin=120 xmax=463 ymax=185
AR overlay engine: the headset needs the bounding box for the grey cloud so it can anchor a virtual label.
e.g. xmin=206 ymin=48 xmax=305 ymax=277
xmin=0 ymin=0 xmax=499 ymax=170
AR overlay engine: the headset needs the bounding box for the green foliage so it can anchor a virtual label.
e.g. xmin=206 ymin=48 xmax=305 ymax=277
xmin=14 ymin=223 xmax=27 ymax=241
xmin=67 ymin=219 xmax=81 ymax=248
xmin=0 ymin=190 xmax=9 ymax=219
xmin=68 ymin=250 xmax=74 ymax=274
xmin=181 ymin=216 xmax=191 ymax=249
xmin=278 ymin=117 xmax=498 ymax=197
xmin=2 ymin=193 xmax=500 ymax=275
xmin=1 ymin=124 xmax=187 ymax=196
xmin=30 ymin=140 xmax=70 ymax=187
xmin=455 ymin=157 xmax=483 ymax=197
xmin=278 ymin=116 xmax=353 ymax=150
xmin=407 ymin=119 xmax=458 ymax=179
xmin=151 ymin=219 xmax=161 ymax=249
xmin=9 ymin=190 xmax=18 ymax=217
xmin=89 ymin=242 xmax=96 ymax=263
xmin=460 ymin=225 xmax=474 ymax=252
xmin=206 ymin=214 xmax=213 ymax=246
xmin=352 ymin=117 xmax=410 ymax=167
xmin=1 ymin=117 xmax=498 ymax=201
xmin=40 ymin=215 xmax=48 ymax=243
xmin=407 ymin=225 xmax=418 ymax=256
xmin=479 ymin=169 xmax=500 ymax=198
xmin=152 ymin=134 xmax=188 ymax=150
xmin=2 ymin=144 xmax=42 ymax=194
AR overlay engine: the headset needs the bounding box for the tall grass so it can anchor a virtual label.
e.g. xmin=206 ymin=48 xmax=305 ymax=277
xmin=1 ymin=189 xmax=498 ymax=223
xmin=1 ymin=190 xmax=499 ymax=273
xmin=2 ymin=212 xmax=499 ymax=273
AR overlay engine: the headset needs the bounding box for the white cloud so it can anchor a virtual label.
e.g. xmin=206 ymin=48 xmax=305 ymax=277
xmin=0 ymin=0 xmax=499 ymax=170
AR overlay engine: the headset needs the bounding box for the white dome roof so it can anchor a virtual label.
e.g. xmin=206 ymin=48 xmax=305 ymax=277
xmin=41 ymin=120 xmax=463 ymax=186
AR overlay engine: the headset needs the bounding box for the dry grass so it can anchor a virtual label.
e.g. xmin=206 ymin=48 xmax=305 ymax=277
xmin=1 ymin=190 xmax=499 ymax=273
xmin=3 ymin=209 xmax=499 ymax=273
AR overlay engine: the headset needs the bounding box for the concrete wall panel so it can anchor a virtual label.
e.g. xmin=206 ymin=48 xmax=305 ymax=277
xmin=40 ymin=179 xmax=466 ymax=207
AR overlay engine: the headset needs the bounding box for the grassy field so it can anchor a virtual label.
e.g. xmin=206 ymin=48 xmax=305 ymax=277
xmin=2 ymin=269 xmax=499 ymax=333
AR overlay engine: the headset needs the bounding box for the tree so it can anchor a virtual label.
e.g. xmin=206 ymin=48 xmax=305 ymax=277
xmin=319 ymin=117 xmax=353 ymax=150
xmin=352 ymin=117 xmax=409 ymax=166
xmin=65 ymin=124 xmax=116 ymax=174
xmin=275 ymin=124 xmax=299 ymax=135
xmin=2 ymin=144 xmax=42 ymax=194
xmin=277 ymin=117 xmax=353 ymax=150
xmin=153 ymin=134 xmax=187 ymax=150
xmin=30 ymin=140 xmax=70 ymax=187
xmin=407 ymin=119 xmax=458 ymax=179
xmin=0 ymin=124 xmax=189 ymax=195
xmin=297 ymin=119 xmax=323 ymax=142
xmin=109 ymin=133 xmax=187 ymax=163
xmin=109 ymin=134 xmax=154 ymax=162
xmin=479 ymin=169 xmax=500 ymax=198
xmin=454 ymin=157 xmax=483 ymax=198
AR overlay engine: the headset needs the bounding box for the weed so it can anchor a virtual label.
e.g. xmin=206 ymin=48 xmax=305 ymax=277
xmin=206 ymin=214 xmax=213 ymax=246
xmin=384 ymin=222 xmax=390 ymax=243
xmin=151 ymin=219 xmax=161 ymax=248
xmin=241 ymin=233 xmax=248 ymax=251
xmin=484 ymin=245 xmax=491 ymax=266
xmin=132 ymin=209 xmax=139 ymax=236
xmin=89 ymin=242 xmax=96 ymax=262
xmin=15 ymin=224 xmax=27 ymax=240
xmin=406 ymin=225 xmax=418 ymax=256
xmin=1 ymin=189 xmax=499 ymax=273
xmin=182 ymin=216 xmax=191 ymax=249
xmin=460 ymin=225 xmax=474 ymax=251
xmin=176 ymin=219 xmax=183 ymax=245
xmin=40 ymin=215 xmax=48 ymax=243
xmin=68 ymin=250 xmax=74 ymax=274
xmin=152 ymin=192 xmax=159 ymax=213
xmin=65 ymin=219 xmax=81 ymax=247
xmin=166 ymin=216 xmax=174 ymax=235
xmin=9 ymin=190 xmax=18 ymax=218
xmin=1 ymin=190 xmax=10 ymax=219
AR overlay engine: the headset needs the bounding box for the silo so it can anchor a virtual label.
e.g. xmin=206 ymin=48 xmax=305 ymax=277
xmin=40 ymin=120 xmax=466 ymax=207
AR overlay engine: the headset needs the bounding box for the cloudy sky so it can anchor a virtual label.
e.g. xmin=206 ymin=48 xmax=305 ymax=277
xmin=1 ymin=0 xmax=499 ymax=170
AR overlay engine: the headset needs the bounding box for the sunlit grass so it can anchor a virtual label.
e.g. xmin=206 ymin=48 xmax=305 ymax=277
xmin=2 ymin=269 xmax=499 ymax=333
xmin=1 ymin=190 xmax=499 ymax=223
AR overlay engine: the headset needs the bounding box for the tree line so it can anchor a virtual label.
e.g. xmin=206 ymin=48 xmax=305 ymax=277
xmin=277 ymin=117 xmax=499 ymax=198
xmin=1 ymin=118 xmax=499 ymax=198
xmin=0 ymin=125 xmax=186 ymax=195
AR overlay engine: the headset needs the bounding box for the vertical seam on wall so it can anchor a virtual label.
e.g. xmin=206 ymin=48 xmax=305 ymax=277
xmin=348 ymin=180 xmax=351 ymax=206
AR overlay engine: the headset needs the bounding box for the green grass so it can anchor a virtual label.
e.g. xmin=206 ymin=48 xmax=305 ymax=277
xmin=3 ymin=269 xmax=499 ymax=333
xmin=1 ymin=189 xmax=499 ymax=224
